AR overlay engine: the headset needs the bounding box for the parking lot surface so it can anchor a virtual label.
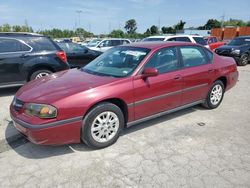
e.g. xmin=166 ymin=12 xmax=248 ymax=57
xmin=0 ymin=66 xmax=250 ymax=187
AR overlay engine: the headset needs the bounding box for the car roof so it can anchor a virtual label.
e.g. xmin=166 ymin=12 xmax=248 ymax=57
xmin=123 ymin=41 xmax=201 ymax=50
xmin=235 ymin=36 xmax=250 ymax=39
xmin=146 ymin=35 xmax=203 ymax=39
xmin=0 ymin=32 xmax=44 ymax=37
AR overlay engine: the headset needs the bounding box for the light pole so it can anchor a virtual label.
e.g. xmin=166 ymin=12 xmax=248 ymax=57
xmin=76 ymin=10 xmax=83 ymax=29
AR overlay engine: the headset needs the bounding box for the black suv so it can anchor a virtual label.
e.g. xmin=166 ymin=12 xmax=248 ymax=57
xmin=0 ymin=32 xmax=70 ymax=88
xmin=215 ymin=36 xmax=250 ymax=66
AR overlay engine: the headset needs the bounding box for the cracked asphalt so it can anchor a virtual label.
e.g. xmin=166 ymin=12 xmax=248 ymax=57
xmin=0 ymin=66 xmax=250 ymax=187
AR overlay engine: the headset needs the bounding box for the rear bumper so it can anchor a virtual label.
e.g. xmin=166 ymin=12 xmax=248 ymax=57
xmin=10 ymin=111 xmax=82 ymax=145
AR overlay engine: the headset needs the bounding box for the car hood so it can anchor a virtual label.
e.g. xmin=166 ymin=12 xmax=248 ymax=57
xmin=16 ymin=69 xmax=119 ymax=103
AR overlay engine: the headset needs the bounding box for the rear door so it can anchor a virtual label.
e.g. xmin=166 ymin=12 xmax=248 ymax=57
xmin=133 ymin=47 xmax=182 ymax=120
xmin=178 ymin=46 xmax=214 ymax=105
xmin=0 ymin=37 xmax=32 ymax=84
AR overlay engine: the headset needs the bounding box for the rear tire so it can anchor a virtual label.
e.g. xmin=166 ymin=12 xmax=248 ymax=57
xmin=81 ymin=102 xmax=124 ymax=149
xmin=30 ymin=69 xmax=52 ymax=80
xmin=237 ymin=53 xmax=249 ymax=66
xmin=203 ymin=80 xmax=225 ymax=109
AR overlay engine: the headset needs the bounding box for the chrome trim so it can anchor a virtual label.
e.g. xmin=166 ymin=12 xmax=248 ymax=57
xmin=11 ymin=115 xmax=82 ymax=130
xmin=134 ymin=83 xmax=208 ymax=106
xmin=0 ymin=37 xmax=33 ymax=54
xmin=127 ymin=100 xmax=204 ymax=127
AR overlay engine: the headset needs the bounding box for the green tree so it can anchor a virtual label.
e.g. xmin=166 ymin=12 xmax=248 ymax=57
xmin=161 ymin=26 xmax=175 ymax=34
xmin=12 ymin=25 xmax=22 ymax=32
xmin=110 ymin=29 xmax=125 ymax=38
xmin=0 ymin=24 xmax=11 ymax=32
xmin=174 ymin=20 xmax=186 ymax=31
xmin=204 ymin=19 xmax=221 ymax=29
xmin=124 ymin=19 xmax=137 ymax=34
xmin=150 ymin=25 xmax=159 ymax=35
xmin=224 ymin=18 xmax=247 ymax=27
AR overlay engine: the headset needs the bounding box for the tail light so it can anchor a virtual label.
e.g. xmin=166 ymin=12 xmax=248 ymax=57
xmin=56 ymin=51 xmax=67 ymax=63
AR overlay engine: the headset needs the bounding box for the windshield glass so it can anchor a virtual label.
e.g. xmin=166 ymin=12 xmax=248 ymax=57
xmin=227 ymin=38 xmax=250 ymax=46
xmin=193 ymin=37 xmax=207 ymax=46
xmin=87 ymin=39 xmax=102 ymax=47
xmin=142 ymin=37 xmax=165 ymax=42
xmin=82 ymin=46 xmax=150 ymax=77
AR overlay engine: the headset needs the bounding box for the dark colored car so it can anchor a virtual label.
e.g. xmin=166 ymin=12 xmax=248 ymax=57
xmin=0 ymin=32 xmax=69 ymax=88
xmin=57 ymin=42 xmax=102 ymax=68
xmin=10 ymin=42 xmax=238 ymax=148
xmin=215 ymin=36 xmax=250 ymax=66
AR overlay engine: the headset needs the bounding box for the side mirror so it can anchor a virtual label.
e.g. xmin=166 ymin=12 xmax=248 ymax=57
xmin=141 ymin=68 xmax=158 ymax=78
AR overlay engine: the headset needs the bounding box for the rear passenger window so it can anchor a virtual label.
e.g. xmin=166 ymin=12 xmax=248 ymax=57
xmin=144 ymin=47 xmax=179 ymax=74
xmin=27 ymin=37 xmax=57 ymax=51
xmin=204 ymin=48 xmax=213 ymax=62
xmin=122 ymin=40 xmax=130 ymax=44
xmin=180 ymin=46 xmax=208 ymax=67
xmin=111 ymin=40 xmax=121 ymax=46
xmin=0 ymin=38 xmax=31 ymax=53
xmin=168 ymin=37 xmax=191 ymax=42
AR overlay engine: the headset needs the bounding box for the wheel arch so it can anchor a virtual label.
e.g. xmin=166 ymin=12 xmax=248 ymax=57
xmin=216 ymin=76 xmax=227 ymax=89
xmin=27 ymin=65 xmax=55 ymax=81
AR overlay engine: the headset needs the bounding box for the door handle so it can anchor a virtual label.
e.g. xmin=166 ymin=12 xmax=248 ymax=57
xmin=174 ymin=75 xmax=182 ymax=80
xmin=208 ymin=69 xmax=214 ymax=73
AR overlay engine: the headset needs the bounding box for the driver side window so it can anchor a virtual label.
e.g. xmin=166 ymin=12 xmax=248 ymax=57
xmin=144 ymin=47 xmax=179 ymax=74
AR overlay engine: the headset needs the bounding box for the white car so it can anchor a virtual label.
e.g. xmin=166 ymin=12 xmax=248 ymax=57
xmin=142 ymin=35 xmax=209 ymax=48
xmin=87 ymin=38 xmax=131 ymax=52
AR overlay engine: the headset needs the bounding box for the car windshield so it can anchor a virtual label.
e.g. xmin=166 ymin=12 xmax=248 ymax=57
xmin=87 ymin=39 xmax=102 ymax=47
xmin=81 ymin=46 xmax=150 ymax=77
xmin=193 ymin=37 xmax=207 ymax=46
xmin=57 ymin=42 xmax=87 ymax=53
xmin=227 ymin=38 xmax=250 ymax=46
xmin=142 ymin=38 xmax=165 ymax=42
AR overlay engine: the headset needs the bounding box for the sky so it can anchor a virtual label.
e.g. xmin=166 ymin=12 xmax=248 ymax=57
xmin=0 ymin=0 xmax=249 ymax=34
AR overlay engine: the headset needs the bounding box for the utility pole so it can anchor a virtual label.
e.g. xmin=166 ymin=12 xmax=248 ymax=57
xmin=220 ymin=14 xmax=225 ymax=28
xmin=76 ymin=10 xmax=83 ymax=28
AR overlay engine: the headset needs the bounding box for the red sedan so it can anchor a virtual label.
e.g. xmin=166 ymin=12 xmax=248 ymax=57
xmin=10 ymin=42 xmax=238 ymax=148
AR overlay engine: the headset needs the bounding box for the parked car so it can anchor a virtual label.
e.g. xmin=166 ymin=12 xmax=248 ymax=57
xmin=0 ymin=32 xmax=69 ymax=88
xmin=57 ymin=42 xmax=102 ymax=68
xmin=87 ymin=38 xmax=131 ymax=52
xmin=10 ymin=42 xmax=238 ymax=148
xmin=204 ymin=36 xmax=225 ymax=50
xmin=142 ymin=35 xmax=209 ymax=48
xmin=215 ymin=36 xmax=250 ymax=66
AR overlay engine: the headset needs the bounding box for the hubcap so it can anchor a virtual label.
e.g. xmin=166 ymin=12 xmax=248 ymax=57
xmin=210 ymin=84 xmax=223 ymax=105
xmin=91 ymin=111 xmax=119 ymax=143
xmin=242 ymin=55 xmax=248 ymax=65
xmin=35 ymin=72 xmax=50 ymax=79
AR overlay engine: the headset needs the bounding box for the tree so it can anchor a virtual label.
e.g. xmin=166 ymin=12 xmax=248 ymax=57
xmin=174 ymin=20 xmax=186 ymax=31
xmin=204 ymin=19 xmax=221 ymax=29
xmin=0 ymin=24 xmax=11 ymax=32
xmin=110 ymin=29 xmax=125 ymax=38
xmin=150 ymin=25 xmax=159 ymax=35
xmin=124 ymin=19 xmax=137 ymax=34
xmin=224 ymin=18 xmax=247 ymax=27
xmin=161 ymin=26 xmax=175 ymax=34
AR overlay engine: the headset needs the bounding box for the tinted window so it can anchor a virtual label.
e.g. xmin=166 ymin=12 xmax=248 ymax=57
xmin=0 ymin=38 xmax=31 ymax=53
xmin=144 ymin=47 xmax=179 ymax=74
xmin=227 ymin=38 xmax=250 ymax=46
xmin=142 ymin=38 xmax=165 ymax=42
xmin=82 ymin=46 xmax=150 ymax=77
xmin=27 ymin=37 xmax=57 ymax=51
xmin=213 ymin=37 xmax=218 ymax=42
xmin=168 ymin=37 xmax=192 ymax=42
xmin=193 ymin=37 xmax=207 ymax=46
xmin=111 ymin=40 xmax=122 ymax=46
xmin=99 ymin=40 xmax=112 ymax=47
xmin=57 ymin=43 xmax=87 ymax=53
xmin=122 ymin=40 xmax=130 ymax=44
xmin=204 ymin=48 xmax=213 ymax=62
xmin=180 ymin=46 xmax=208 ymax=67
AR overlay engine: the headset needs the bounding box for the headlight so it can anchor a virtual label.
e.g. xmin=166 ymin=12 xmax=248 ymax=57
xmin=24 ymin=103 xmax=57 ymax=119
xmin=231 ymin=49 xmax=240 ymax=55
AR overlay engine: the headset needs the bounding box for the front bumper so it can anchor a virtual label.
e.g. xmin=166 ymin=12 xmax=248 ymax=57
xmin=10 ymin=108 xmax=82 ymax=145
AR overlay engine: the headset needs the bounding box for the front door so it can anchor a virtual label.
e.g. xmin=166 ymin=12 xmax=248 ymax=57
xmin=133 ymin=47 xmax=182 ymax=120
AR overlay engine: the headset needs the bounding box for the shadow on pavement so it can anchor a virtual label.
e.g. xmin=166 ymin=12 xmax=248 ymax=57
xmin=5 ymin=105 xmax=198 ymax=159
xmin=0 ymin=86 xmax=21 ymax=97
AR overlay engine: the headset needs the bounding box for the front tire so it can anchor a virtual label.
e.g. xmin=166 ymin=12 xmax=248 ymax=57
xmin=203 ymin=80 xmax=225 ymax=109
xmin=81 ymin=102 xmax=124 ymax=149
xmin=237 ymin=53 xmax=249 ymax=66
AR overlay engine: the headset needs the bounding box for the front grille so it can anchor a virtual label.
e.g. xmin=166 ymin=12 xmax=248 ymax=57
xmin=13 ymin=97 xmax=24 ymax=112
